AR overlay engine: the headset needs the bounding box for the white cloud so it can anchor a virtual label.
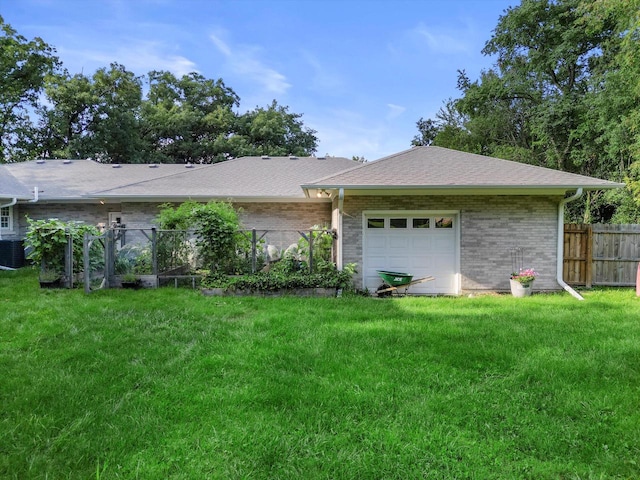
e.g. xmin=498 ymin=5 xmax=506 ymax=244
xmin=413 ymin=23 xmax=472 ymax=55
xmin=60 ymin=40 xmax=197 ymax=77
xmin=308 ymin=108 xmax=409 ymax=161
xmin=387 ymin=103 xmax=406 ymax=119
xmin=209 ymin=30 xmax=291 ymax=95
xmin=299 ymin=50 xmax=344 ymax=93
xmin=209 ymin=32 xmax=232 ymax=58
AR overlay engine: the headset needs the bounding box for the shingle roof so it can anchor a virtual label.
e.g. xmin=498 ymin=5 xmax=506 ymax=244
xmin=2 ymin=148 xmax=622 ymax=202
xmin=3 ymin=159 xmax=209 ymax=200
xmin=94 ymin=156 xmax=356 ymax=198
xmin=1 ymin=156 xmax=356 ymax=201
xmin=304 ymin=146 xmax=623 ymax=191
xmin=0 ymin=165 xmax=34 ymax=199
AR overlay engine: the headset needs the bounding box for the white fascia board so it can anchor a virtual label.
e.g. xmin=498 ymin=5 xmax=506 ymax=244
xmin=86 ymin=195 xmax=331 ymax=203
xmin=304 ymin=185 xmax=622 ymax=196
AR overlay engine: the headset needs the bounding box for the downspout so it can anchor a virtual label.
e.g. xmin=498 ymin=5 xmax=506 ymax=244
xmin=29 ymin=186 xmax=39 ymax=203
xmin=337 ymin=188 xmax=344 ymax=270
xmin=558 ymin=188 xmax=584 ymax=300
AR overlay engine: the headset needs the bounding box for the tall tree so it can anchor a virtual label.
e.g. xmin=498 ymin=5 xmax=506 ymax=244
xmin=414 ymin=0 xmax=640 ymax=222
xmin=234 ymin=100 xmax=318 ymax=157
xmin=39 ymin=63 xmax=144 ymax=163
xmin=0 ymin=16 xmax=59 ymax=162
xmin=140 ymin=71 xmax=239 ymax=163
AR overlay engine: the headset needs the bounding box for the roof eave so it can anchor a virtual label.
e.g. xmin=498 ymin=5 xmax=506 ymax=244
xmin=302 ymin=184 xmax=623 ymax=195
xmin=86 ymin=194 xmax=331 ymax=203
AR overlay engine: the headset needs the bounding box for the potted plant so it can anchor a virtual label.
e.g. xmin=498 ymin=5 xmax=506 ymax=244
xmin=510 ymin=268 xmax=538 ymax=297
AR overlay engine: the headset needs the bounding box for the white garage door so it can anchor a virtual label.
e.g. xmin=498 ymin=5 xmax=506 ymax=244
xmin=363 ymin=212 xmax=459 ymax=295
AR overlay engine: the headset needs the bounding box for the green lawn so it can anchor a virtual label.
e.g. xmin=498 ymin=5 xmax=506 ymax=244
xmin=1 ymin=268 xmax=639 ymax=479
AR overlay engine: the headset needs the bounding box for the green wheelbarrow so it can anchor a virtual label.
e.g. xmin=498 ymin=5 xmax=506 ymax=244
xmin=376 ymin=270 xmax=435 ymax=297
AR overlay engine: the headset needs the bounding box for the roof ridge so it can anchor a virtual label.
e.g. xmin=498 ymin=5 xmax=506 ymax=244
xmin=90 ymin=163 xmax=210 ymax=195
xmin=303 ymin=161 xmax=365 ymax=185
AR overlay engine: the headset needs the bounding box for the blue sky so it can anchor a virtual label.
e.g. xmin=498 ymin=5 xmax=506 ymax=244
xmin=3 ymin=0 xmax=514 ymax=160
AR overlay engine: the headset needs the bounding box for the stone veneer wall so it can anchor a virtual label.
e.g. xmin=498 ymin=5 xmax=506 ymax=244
xmin=341 ymin=194 xmax=562 ymax=292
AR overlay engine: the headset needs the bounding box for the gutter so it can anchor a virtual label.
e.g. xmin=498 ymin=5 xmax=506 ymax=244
xmin=557 ymin=188 xmax=584 ymax=300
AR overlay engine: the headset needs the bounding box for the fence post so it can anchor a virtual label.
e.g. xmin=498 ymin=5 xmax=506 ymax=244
xmin=105 ymin=229 xmax=114 ymax=288
xmin=251 ymin=229 xmax=257 ymax=274
xmin=66 ymin=229 xmax=74 ymax=289
xmin=83 ymin=232 xmax=91 ymax=293
xmin=585 ymin=224 xmax=593 ymax=288
xmin=151 ymin=228 xmax=158 ymax=275
xmin=308 ymin=230 xmax=314 ymax=273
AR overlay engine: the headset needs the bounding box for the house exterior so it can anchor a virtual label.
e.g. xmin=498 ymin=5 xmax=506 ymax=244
xmin=1 ymin=147 xmax=622 ymax=294
xmin=0 ymin=155 xmax=355 ymax=239
xmin=301 ymin=147 xmax=622 ymax=295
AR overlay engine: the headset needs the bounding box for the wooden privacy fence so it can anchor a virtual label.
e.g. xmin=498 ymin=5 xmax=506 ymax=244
xmin=564 ymin=224 xmax=640 ymax=287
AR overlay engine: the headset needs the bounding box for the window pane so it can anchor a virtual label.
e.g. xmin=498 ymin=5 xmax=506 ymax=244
xmin=435 ymin=217 xmax=453 ymax=229
xmin=367 ymin=218 xmax=384 ymax=228
xmin=413 ymin=218 xmax=430 ymax=229
xmin=390 ymin=218 xmax=407 ymax=229
xmin=0 ymin=207 xmax=8 ymax=229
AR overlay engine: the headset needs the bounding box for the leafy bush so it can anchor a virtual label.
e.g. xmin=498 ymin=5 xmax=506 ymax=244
xmin=25 ymin=217 xmax=102 ymax=275
xmin=156 ymin=201 xmax=247 ymax=274
xmin=202 ymin=262 xmax=357 ymax=292
xmin=296 ymin=225 xmax=335 ymax=270
xmin=115 ymin=244 xmax=152 ymax=275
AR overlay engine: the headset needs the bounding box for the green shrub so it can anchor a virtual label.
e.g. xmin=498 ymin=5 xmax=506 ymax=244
xmin=156 ymin=201 xmax=247 ymax=274
xmin=25 ymin=217 xmax=102 ymax=274
xmin=202 ymin=263 xmax=357 ymax=291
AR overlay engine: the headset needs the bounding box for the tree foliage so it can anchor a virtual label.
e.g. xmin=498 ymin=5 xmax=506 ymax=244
xmin=38 ymin=63 xmax=144 ymax=162
xmin=0 ymin=17 xmax=318 ymax=164
xmin=0 ymin=15 xmax=59 ymax=162
xmin=415 ymin=0 xmax=640 ymax=222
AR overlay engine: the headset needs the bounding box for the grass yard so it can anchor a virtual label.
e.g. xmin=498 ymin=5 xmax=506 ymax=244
xmin=1 ymin=268 xmax=639 ymax=479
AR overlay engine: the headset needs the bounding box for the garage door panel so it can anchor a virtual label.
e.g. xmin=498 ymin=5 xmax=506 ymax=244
xmin=367 ymin=236 xmax=387 ymax=248
xmin=432 ymin=236 xmax=455 ymax=251
xmin=411 ymin=237 xmax=432 ymax=249
xmin=367 ymin=256 xmax=391 ymax=270
xmin=388 ymin=236 xmax=409 ymax=249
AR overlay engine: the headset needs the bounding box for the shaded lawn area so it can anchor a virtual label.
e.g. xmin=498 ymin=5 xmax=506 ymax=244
xmin=1 ymin=268 xmax=639 ymax=479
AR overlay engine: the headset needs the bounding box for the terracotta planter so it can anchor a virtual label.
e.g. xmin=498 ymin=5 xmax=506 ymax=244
xmin=510 ymin=279 xmax=533 ymax=297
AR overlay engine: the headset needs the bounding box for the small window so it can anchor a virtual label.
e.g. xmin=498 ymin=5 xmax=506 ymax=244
xmin=413 ymin=218 xmax=430 ymax=229
xmin=390 ymin=218 xmax=407 ymax=229
xmin=1 ymin=206 xmax=12 ymax=230
xmin=367 ymin=218 xmax=385 ymax=229
xmin=435 ymin=217 xmax=453 ymax=229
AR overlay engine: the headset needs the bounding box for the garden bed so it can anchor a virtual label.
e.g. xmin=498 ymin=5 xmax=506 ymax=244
xmin=201 ymin=287 xmax=336 ymax=297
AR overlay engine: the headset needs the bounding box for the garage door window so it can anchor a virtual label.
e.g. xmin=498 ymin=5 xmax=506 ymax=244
xmin=412 ymin=218 xmax=430 ymax=229
xmin=435 ymin=217 xmax=453 ymax=229
xmin=390 ymin=218 xmax=407 ymax=229
xmin=367 ymin=218 xmax=385 ymax=228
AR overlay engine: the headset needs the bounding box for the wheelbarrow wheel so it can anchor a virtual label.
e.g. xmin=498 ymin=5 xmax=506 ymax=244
xmin=376 ymin=283 xmax=393 ymax=297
